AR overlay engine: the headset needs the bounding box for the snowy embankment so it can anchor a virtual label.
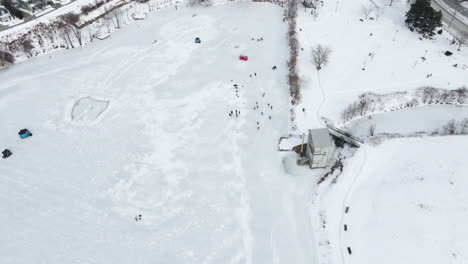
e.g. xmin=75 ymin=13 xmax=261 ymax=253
xmin=0 ymin=0 xmax=176 ymax=63
xmin=0 ymin=3 xmax=318 ymax=263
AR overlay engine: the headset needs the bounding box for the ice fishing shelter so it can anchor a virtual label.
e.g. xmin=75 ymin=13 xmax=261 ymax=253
xmin=18 ymin=129 xmax=32 ymax=139
xmin=306 ymin=128 xmax=332 ymax=168
xmin=239 ymin=55 xmax=248 ymax=61
xmin=195 ymin=37 xmax=201 ymax=43
xmin=2 ymin=149 xmax=12 ymax=159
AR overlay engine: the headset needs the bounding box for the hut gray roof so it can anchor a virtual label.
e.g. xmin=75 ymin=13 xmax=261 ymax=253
xmin=309 ymin=128 xmax=331 ymax=148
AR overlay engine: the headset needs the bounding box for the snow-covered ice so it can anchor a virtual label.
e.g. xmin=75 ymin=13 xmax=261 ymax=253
xmin=344 ymin=104 xmax=468 ymax=137
xmin=0 ymin=3 xmax=317 ymax=263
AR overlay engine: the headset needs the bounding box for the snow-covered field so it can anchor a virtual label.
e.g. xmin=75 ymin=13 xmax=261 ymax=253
xmin=346 ymin=137 xmax=468 ymax=264
xmin=311 ymin=137 xmax=468 ymax=264
xmin=0 ymin=3 xmax=317 ymax=263
xmin=294 ymin=0 xmax=468 ymax=129
xmin=1 ymin=0 xmax=468 ymax=262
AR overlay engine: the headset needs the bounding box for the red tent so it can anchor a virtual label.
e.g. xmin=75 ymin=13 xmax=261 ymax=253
xmin=239 ymin=55 xmax=248 ymax=61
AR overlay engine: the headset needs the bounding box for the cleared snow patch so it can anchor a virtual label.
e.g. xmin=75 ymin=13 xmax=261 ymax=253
xmin=71 ymin=97 xmax=110 ymax=123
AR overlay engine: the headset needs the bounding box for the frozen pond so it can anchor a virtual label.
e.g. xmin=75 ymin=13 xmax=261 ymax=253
xmin=343 ymin=105 xmax=468 ymax=137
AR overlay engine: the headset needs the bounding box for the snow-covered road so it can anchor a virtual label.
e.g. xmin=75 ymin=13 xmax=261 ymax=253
xmin=0 ymin=3 xmax=317 ymax=263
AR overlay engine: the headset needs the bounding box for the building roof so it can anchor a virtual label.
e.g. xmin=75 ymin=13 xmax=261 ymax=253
xmin=308 ymin=128 xmax=331 ymax=148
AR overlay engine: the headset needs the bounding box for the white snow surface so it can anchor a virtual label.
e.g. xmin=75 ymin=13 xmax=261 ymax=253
xmin=71 ymin=97 xmax=110 ymax=123
xmin=0 ymin=3 xmax=318 ymax=264
xmin=345 ymin=137 xmax=468 ymax=264
xmin=312 ymin=137 xmax=468 ymax=264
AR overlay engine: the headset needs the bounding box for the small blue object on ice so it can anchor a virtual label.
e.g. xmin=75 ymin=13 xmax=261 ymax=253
xmin=195 ymin=37 xmax=201 ymax=43
xmin=18 ymin=129 xmax=32 ymax=139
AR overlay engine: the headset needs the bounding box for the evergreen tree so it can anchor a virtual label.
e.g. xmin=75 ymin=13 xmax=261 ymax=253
xmin=405 ymin=0 xmax=442 ymax=38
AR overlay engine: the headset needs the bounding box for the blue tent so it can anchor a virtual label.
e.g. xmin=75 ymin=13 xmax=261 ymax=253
xmin=195 ymin=37 xmax=201 ymax=43
xmin=18 ymin=129 xmax=32 ymax=139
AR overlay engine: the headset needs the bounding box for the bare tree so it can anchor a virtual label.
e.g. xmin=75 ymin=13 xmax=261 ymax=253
xmin=0 ymin=49 xmax=15 ymax=66
xmin=421 ymin=86 xmax=438 ymax=104
xmin=312 ymin=44 xmax=331 ymax=70
xmin=111 ymin=9 xmax=122 ymax=29
xmin=361 ymin=5 xmax=373 ymax=19
xmin=442 ymin=119 xmax=457 ymax=135
xmin=369 ymin=124 xmax=376 ymax=136
xmin=88 ymin=29 xmax=94 ymax=43
xmin=455 ymin=87 xmax=468 ymax=104
xmin=188 ymin=0 xmax=212 ymax=6
xmin=460 ymin=118 xmax=468 ymax=134
xmin=453 ymin=34 xmax=467 ymax=51
xmin=21 ymin=39 xmax=34 ymax=56
xmin=59 ymin=13 xmax=82 ymax=46
xmin=389 ymin=0 xmax=395 ymax=6
xmin=57 ymin=21 xmax=74 ymax=48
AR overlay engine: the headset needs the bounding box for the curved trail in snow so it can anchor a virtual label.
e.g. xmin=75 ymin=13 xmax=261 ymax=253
xmin=315 ymin=71 xmax=327 ymax=127
xmin=338 ymin=146 xmax=368 ymax=264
